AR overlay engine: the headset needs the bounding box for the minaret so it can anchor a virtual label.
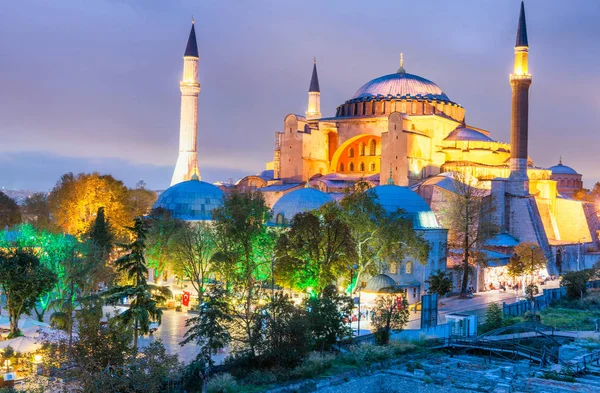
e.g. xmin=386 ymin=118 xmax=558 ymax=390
xmin=507 ymin=1 xmax=532 ymax=196
xmin=171 ymin=20 xmax=201 ymax=186
xmin=305 ymin=58 xmax=321 ymax=120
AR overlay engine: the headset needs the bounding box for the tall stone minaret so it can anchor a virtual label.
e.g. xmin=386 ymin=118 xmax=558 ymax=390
xmin=305 ymin=58 xmax=321 ymax=120
xmin=171 ymin=21 xmax=201 ymax=186
xmin=507 ymin=1 xmax=532 ymax=196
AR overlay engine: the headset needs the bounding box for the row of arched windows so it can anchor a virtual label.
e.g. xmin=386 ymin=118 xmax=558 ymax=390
xmin=348 ymin=140 xmax=377 ymax=158
xmin=338 ymin=162 xmax=376 ymax=172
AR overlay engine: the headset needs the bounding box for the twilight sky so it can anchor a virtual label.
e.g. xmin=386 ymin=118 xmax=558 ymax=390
xmin=1 ymin=0 xmax=599 ymax=192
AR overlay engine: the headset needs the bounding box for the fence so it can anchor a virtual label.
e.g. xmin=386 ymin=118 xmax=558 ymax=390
xmin=503 ymin=280 xmax=600 ymax=318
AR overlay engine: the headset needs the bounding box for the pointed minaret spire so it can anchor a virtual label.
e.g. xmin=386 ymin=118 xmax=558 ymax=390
xmin=306 ymin=58 xmax=321 ymax=120
xmin=387 ymin=165 xmax=395 ymax=185
xmin=559 ymin=156 xmax=563 ymax=165
xmin=507 ymin=0 xmax=532 ymax=196
xmin=516 ymin=1 xmax=529 ymax=48
xmin=184 ymin=20 xmax=199 ymax=58
xmin=309 ymin=58 xmax=320 ymax=93
xmin=397 ymin=53 xmax=406 ymax=74
xmin=171 ymin=20 xmax=202 ymax=185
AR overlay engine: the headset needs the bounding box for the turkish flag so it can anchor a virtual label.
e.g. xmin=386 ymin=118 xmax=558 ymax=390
xmin=182 ymin=291 xmax=191 ymax=307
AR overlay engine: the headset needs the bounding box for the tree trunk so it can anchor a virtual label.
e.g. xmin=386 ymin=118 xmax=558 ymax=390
xmin=133 ymin=318 xmax=138 ymax=354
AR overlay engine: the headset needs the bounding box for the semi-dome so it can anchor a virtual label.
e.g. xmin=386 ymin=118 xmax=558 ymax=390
xmin=444 ymin=127 xmax=494 ymax=142
xmin=368 ymin=185 xmax=441 ymax=229
xmin=364 ymin=274 xmax=397 ymax=293
xmin=271 ymin=187 xmax=334 ymax=224
xmin=352 ymin=71 xmax=450 ymax=101
xmin=153 ymin=179 xmax=224 ymax=221
xmin=549 ymin=162 xmax=578 ymax=175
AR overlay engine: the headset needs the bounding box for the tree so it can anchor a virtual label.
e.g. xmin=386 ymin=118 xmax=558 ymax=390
xmin=561 ymin=269 xmax=595 ymax=300
xmin=507 ymin=242 xmax=547 ymax=307
xmin=426 ymin=270 xmax=453 ymax=299
xmin=170 ymin=222 xmax=216 ymax=303
xmin=127 ymin=188 xmax=157 ymax=219
xmin=0 ymin=191 xmax=21 ymax=228
xmin=275 ymin=203 xmax=356 ymax=293
xmin=211 ymin=191 xmax=275 ymax=358
xmin=181 ymin=286 xmax=231 ymax=393
xmin=84 ymin=207 xmax=117 ymax=288
xmin=48 ymin=172 xmax=132 ymax=239
xmin=484 ymin=302 xmax=503 ymax=331
xmin=437 ymin=169 xmax=500 ymax=296
xmin=146 ymin=208 xmax=186 ymax=280
xmin=340 ymin=182 xmax=430 ymax=292
xmin=370 ymin=293 xmax=409 ymax=345
xmin=0 ymin=248 xmax=57 ymax=337
xmin=104 ymin=217 xmax=171 ymax=352
xmin=305 ymin=285 xmax=353 ymax=351
xmin=22 ymin=192 xmax=50 ymax=229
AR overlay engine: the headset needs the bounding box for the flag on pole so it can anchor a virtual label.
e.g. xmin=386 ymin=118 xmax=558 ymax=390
xmin=182 ymin=291 xmax=191 ymax=307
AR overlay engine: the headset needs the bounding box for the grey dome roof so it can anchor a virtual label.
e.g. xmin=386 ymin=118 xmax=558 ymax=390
xmin=271 ymin=187 xmax=334 ymax=224
xmin=352 ymin=71 xmax=450 ymax=101
xmin=364 ymin=274 xmax=397 ymax=293
xmin=368 ymin=185 xmax=441 ymax=229
xmin=153 ymin=179 xmax=224 ymax=221
xmin=444 ymin=127 xmax=494 ymax=142
xmin=549 ymin=163 xmax=578 ymax=175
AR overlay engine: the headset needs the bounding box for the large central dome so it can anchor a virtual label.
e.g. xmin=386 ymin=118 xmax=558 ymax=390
xmin=352 ymin=70 xmax=450 ymax=101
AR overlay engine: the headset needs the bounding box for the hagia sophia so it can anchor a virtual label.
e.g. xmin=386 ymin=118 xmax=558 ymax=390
xmin=154 ymin=2 xmax=600 ymax=296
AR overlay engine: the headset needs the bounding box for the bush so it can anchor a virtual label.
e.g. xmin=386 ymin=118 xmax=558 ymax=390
xmin=290 ymin=352 xmax=335 ymax=379
xmin=561 ymin=269 xmax=595 ymax=300
xmin=340 ymin=341 xmax=416 ymax=366
xmin=484 ymin=302 xmax=503 ymax=330
xmin=207 ymin=373 xmax=238 ymax=393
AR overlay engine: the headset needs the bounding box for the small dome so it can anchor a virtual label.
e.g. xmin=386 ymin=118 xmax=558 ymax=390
xmin=352 ymin=72 xmax=450 ymax=101
xmin=271 ymin=187 xmax=334 ymax=224
xmin=549 ymin=162 xmax=578 ymax=175
xmin=153 ymin=179 xmax=224 ymax=221
xmin=364 ymin=274 xmax=397 ymax=293
xmin=444 ymin=127 xmax=494 ymax=142
xmin=369 ymin=185 xmax=440 ymax=229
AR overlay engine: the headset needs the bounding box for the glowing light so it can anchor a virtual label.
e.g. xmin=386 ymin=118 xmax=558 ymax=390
xmin=34 ymin=354 xmax=42 ymax=363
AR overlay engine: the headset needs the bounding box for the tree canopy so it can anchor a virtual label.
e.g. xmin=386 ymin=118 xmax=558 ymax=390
xmin=0 ymin=191 xmax=21 ymax=228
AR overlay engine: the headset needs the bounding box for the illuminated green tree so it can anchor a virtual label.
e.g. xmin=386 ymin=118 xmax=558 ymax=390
xmin=340 ymin=182 xmax=430 ymax=292
xmin=211 ymin=191 xmax=275 ymax=357
xmin=304 ymin=285 xmax=353 ymax=351
xmin=275 ymin=203 xmax=356 ymax=293
xmin=146 ymin=208 xmax=185 ymax=280
xmin=104 ymin=217 xmax=171 ymax=352
xmin=0 ymin=191 xmax=21 ymax=228
xmin=170 ymin=222 xmax=216 ymax=303
xmin=0 ymin=248 xmax=57 ymax=337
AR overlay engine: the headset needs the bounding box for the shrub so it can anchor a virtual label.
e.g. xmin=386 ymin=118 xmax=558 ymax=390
xmin=207 ymin=373 xmax=238 ymax=393
xmin=561 ymin=269 xmax=595 ymax=300
xmin=290 ymin=352 xmax=335 ymax=379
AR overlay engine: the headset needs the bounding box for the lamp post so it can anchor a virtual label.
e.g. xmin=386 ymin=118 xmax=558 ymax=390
xmin=348 ymin=264 xmax=360 ymax=337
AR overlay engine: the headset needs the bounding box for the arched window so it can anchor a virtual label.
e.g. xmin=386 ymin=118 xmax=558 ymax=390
xmin=405 ymin=261 xmax=413 ymax=275
xmin=339 ymin=163 xmax=344 ymax=172
xmin=389 ymin=262 xmax=398 ymax=274
xmin=348 ymin=148 xmax=354 ymax=158
xmin=359 ymin=162 xmax=365 ymax=172
xmin=276 ymin=213 xmax=284 ymax=225
xmin=369 ymin=162 xmax=376 ymax=172
xmin=359 ymin=142 xmax=366 ymax=156
xmin=369 ymin=139 xmax=376 ymax=156
xmin=349 ymin=162 xmax=355 ymax=172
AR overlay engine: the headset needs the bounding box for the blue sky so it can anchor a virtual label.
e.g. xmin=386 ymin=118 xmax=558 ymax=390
xmin=1 ymin=0 xmax=599 ymax=191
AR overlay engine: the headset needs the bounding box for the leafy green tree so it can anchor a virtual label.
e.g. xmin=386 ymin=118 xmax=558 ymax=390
xmin=340 ymin=182 xmax=429 ymax=291
xmin=127 ymin=187 xmax=157 ymax=218
xmin=0 ymin=191 xmax=21 ymax=228
xmin=256 ymin=292 xmax=311 ymax=368
xmin=22 ymin=192 xmax=50 ymax=229
xmin=181 ymin=286 xmax=231 ymax=393
xmin=211 ymin=191 xmax=275 ymax=358
xmin=146 ymin=208 xmax=186 ymax=280
xmin=437 ymin=168 xmax=500 ymax=296
xmin=484 ymin=302 xmax=503 ymax=331
xmin=275 ymin=203 xmax=356 ymax=293
xmin=426 ymin=269 xmax=453 ymax=299
xmin=305 ymin=285 xmax=353 ymax=351
xmin=561 ymin=269 xmax=596 ymax=300
xmin=370 ymin=293 xmax=409 ymax=345
xmin=104 ymin=217 xmax=171 ymax=352
xmin=0 ymin=248 xmax=57 ymax=337
xmin=171 ymin=222 xmax=216 ymax=303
